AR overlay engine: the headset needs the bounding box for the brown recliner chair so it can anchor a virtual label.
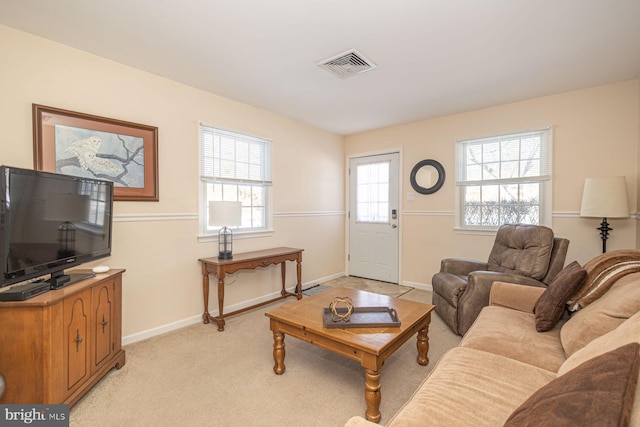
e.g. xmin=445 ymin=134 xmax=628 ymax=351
xmin=431 ymin=224 xmax=569 ymax=336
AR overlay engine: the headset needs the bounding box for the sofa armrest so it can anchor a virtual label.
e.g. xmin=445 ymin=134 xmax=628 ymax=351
xmin=456 ymin=271 xmax=546 ymax=334
xmin=489 ymin=281 xmax=546 ymax=313
xmin=440 ymin=258 xmax=488 ymax=276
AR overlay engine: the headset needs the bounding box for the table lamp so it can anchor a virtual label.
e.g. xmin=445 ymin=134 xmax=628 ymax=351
xmin=580 ymin=176 xmax=629 ymax=253
xmin=209 ymin=201 xmax=242 ymax=259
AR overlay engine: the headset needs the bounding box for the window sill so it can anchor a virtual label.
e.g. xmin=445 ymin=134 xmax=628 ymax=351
xmin=453 ymin=227 xmax=499 ymax=236
xmin=198 ymin=229 xmax=274 ymax=243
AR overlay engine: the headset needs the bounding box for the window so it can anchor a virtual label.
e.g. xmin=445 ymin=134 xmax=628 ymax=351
xmin=356 ymin=161 xmax=390 ymax=224
xmin=456 ymin=128 xmax=552 ymax=230
xmin=199 ymin=125 xmax=272 ymax=237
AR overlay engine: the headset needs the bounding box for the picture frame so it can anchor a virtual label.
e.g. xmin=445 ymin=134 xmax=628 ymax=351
xmin=33 ymin=104 xmax=159 ymax=201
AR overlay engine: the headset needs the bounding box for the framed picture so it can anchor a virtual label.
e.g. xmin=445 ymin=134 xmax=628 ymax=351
xmin=33 ymin=104 xmax=159 ymax=201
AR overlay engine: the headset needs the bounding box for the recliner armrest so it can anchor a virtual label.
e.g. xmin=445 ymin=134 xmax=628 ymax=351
xmin=489 ymin=281 xmax=546 ymax=313
xmin=440 ymin=258 xmax=488 ymax=276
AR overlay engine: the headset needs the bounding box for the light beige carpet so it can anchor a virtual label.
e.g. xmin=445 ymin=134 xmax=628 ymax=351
xmin=319 ymin=276 xmax=414 ymax=298
xmin=70 ymin=286 xmax=459 ymax=427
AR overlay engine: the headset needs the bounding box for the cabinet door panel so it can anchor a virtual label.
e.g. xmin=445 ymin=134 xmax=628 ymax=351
xmin=64 ymin=289 xmax=91 ymax=393
xmin=93 ymin=280 xmax=114 ymax=372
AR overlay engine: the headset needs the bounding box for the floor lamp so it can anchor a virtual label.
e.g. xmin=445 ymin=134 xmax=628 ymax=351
xmin=209 ymin=201 xmax=242 ymax=260
xmin=580 ymin=176 xmax=630 ymax=253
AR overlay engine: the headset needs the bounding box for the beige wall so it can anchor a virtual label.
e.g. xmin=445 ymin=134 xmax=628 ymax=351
xmin=3 ymin=23 xmax=639 ymax=339
xmin=345 ymin=80 xmax=639 ymax=287
xmin=0 ymin=25 xmax=345 ymax=340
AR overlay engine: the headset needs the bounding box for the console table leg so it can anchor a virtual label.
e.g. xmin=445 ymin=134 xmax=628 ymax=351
xmin=364 ymin=369 xmax=382 ymax=423
xmin=295 ymin=257 xmax=302 ymax=299
xmin=280 ymin=262 xmax=287 ymax=297
xmin=416 ymin=318 xmax=431 ymax=366
xmin=215 ymin=274 xmax=226 ymax=331
xmin=201 ymin=268 xmax=210 ymax=325
xmin=273 ymin=331 xmax=286 ymax=375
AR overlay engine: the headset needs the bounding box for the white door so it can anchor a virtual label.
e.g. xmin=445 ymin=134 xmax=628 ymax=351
xmin=348 ymin=153 xmax=400 ymax=283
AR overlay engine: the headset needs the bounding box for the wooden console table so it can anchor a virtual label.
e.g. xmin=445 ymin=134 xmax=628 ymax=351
xmin=199 ymin=247 xmax=303 ymax=331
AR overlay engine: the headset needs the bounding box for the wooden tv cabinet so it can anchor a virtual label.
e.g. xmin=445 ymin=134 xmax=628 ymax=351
xmin=0 ymin=269 xmax=126 ymax=407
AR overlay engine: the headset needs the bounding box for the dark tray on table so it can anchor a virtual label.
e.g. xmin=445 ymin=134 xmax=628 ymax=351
xmin=322 ymin=306 xmax=401 ymax=329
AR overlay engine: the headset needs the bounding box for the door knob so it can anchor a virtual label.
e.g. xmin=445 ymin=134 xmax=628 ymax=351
xmin=391 ymin=224 xmax=397 ymax=228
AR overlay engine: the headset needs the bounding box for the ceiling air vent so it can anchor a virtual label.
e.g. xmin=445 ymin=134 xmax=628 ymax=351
xmin=318 ymin=49 xmax=377 ymax=79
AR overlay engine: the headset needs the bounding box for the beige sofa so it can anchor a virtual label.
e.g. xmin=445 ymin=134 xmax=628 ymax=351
xmin=346 ymin=250 xmax=640 ymax=426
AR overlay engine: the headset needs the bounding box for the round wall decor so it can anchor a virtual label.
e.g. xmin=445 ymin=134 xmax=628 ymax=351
xmin=410 ymin=159 xmax=445 ymax=194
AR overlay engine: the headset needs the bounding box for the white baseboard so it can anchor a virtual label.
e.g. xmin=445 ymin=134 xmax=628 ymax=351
xmin=122 ymin=273 xmax=347 ymax=345
xmin=402 ymin=280 xmax=432 ymax=292
xmin=304 ymin=271 xmax=347 ymax=288
xmin=123 ymin=314 xmax=203 ymax=346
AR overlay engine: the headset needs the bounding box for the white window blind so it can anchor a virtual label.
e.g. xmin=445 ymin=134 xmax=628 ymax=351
xmin=456 ymin=128 xmax=552 ymax=229
xmin=200 ymin=126 xmax=272 ymax=185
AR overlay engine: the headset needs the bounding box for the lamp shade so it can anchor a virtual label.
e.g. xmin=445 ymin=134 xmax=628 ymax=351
xmin=208 ymin=201 xmax=242 ymax=227
xmin=580 ymin=176 xmax=629 ymax=218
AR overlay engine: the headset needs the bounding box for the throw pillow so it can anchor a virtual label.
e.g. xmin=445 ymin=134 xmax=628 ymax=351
xmin=503 ymin=342 xmax=640 ymax=427
xmin=533 ymin=261 xmax=587 ymax=332
xmin=567 ymin=249 xmax=640 ymax=312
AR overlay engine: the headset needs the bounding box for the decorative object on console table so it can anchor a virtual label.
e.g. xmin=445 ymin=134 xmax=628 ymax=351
xmin=209 ymin=201 xmax=242 ymax=260
xmin=32 ymin=104 xmax=159 ymax=201
xmin=580 ymin=176 xmax=630 ymax=253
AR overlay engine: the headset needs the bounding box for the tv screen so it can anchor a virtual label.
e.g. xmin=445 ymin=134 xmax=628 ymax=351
xmin=0 ymin=165 xmax=113 ymax=289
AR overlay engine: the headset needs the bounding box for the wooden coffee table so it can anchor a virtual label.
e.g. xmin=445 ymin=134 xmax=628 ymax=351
xmin=265 ymin=287 xmax=435 ymax=423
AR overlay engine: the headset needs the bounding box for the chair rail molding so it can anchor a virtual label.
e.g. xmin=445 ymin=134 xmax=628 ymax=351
xmin=274 ymin=211 xmax=345 ymax=217
xmin=114 ymin=213 xmax=197 ymax=222
xmin=113 ymin=210 xmax=637 ymax=222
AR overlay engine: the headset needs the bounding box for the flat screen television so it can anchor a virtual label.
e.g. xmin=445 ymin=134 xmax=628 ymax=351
xmin=0 ymin=165 xmax=114 ymax=290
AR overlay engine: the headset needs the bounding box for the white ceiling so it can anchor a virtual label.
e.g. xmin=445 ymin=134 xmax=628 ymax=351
xmin=1 ymin=0 xmax=639 ymax=135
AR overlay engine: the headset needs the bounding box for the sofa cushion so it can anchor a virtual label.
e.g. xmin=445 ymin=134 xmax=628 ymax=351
xmin=561 ymin=272 xmax=640 ymax=357
xmin=487 ymin=224 xmax=554 ymax=280
xmin=384 ymin=347 xmax=555 ymax=427
xmin=568 ymin=249 xmax=640 ymax=311
xmin=559 ymin=310 xmax=640 ymax=426
xmin=559 ymin=309 xmax=640 ymax=375
xmin=533 ymin=261 xmax=586 ymax=332
xmin=504 ymin=342 xmax=640 ymax=427
xmin=461 ymin=306 xmax=567 ymax=372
